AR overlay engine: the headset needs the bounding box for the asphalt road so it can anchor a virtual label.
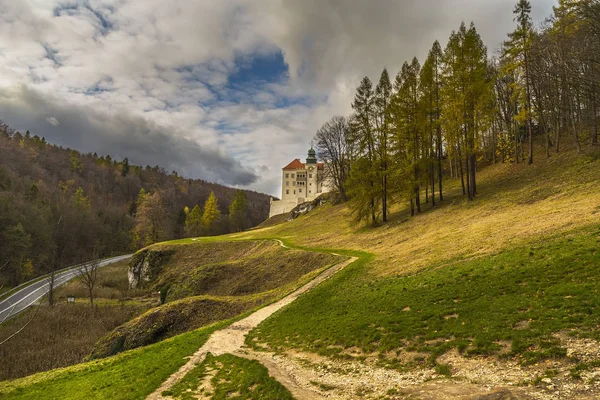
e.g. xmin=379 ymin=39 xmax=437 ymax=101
xmin=0 ymin=255 xmax=132 ymax=324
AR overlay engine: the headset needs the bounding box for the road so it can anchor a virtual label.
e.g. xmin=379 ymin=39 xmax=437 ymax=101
xmin=0 ymin=255 xmax=132 ymax=324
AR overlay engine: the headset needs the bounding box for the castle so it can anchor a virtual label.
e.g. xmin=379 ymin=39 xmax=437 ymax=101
xmin=269 ymin=148 xmax=332 ymax=217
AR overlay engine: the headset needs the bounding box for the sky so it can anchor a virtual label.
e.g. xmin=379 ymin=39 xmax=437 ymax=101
xmin=0 ymin=0 xmax=556 ymax=196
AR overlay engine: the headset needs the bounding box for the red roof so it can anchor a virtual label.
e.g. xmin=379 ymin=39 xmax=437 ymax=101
xmin=283 ymin=159 xmax=305 ymax=170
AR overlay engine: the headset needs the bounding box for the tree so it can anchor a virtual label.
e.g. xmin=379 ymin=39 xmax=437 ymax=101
xmin=420 ymin=41 xmax=445 ymax=204
xmin=121 ymin=157 xmax=130 ymax=177
xmin=184 ymin=204 xmax=204 ymax=237
xmin=348 ymin=76 xmax=380 ymax=225
xmin=0 ymin=224 xmax=31 ymax=286
xmin=133 ymin=191 xmax=170 ymax=248
xmin=503 ymin=0 xmax=534 ymax=164
xmin=78 ymin=248 xmax=100 ymax=308
xmin=374 ymin=68 xmax=393 ymax=221
xmin=390 ymin=58 xmax=423 ymax=215
xmin=69 ymin=150 xmax=83 ymax=173
xmin=202 ymin=191 xmax=221 ymax=235
xmin=229 ymin=190 xmax=249 ymax=232
xmin=442 ymin=23 xmax=490 ymax=201
xmin=314 ymin=116 xmax=352 ymax=201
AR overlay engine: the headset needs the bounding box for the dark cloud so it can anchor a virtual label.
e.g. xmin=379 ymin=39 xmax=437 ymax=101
xmin=0 ymin=86 xmax=258 ymax=186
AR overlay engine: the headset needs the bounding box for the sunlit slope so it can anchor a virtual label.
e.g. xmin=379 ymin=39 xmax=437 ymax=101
xmin=246 ymin=147 xmax=600 ymax=277
xmin=240 ymin=147 xmax=600 ymax=368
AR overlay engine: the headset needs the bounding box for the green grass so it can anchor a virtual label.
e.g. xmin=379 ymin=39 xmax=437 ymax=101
xmin=163 ymin=353 xmax=293 ymax=400
xmin=0 ymin=320 xmax=233 ymax=400
xmin=248 ymin=225 xmax=600 ymax=368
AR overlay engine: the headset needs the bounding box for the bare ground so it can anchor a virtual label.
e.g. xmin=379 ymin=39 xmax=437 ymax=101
xmin=235 ymin=333 xmax=600 ymax=400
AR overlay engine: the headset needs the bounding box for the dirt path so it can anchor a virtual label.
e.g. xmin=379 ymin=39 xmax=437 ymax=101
xmin=146 ymin=242 xmax=357 ymax=400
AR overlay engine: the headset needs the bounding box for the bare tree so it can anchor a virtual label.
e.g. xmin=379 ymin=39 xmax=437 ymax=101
xmin=78 ymin=253 xmax=100 ymax=308
xmin=314 ymin=116 xmax=353 ymax=201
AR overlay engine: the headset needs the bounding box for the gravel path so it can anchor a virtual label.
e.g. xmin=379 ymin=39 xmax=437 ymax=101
xmin=146 ymin=241 xmax=356 ymax=400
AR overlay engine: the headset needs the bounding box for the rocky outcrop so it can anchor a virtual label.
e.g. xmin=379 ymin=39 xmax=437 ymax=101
xmin=128 ymin=249 xmax=175 ymax=289
xmin=288 ymin=192 xmax=341 ymax=220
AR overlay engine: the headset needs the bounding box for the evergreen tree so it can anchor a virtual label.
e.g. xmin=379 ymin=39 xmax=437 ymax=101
xmin=69 ymin=150 xmax=82 ymax=174
xmin=133 ymin=191 xmax=169 ymax=248
xmin=374 ymin=68 xmax=392 ymax=222
xmin=121 ymin=157 xmax=130 ymax=177
xmin=347 ymin=76 xmax=380 ymax=225
xmin=202 ymin=191 xmax=221 ymax=235
xmin=184 ymin=204 xmax=204 ymax=237
xmin=503 ymin=0 xmax=534 ymax=164
xmin=229 ymin=190 xmax=249 ymax=232
xmin=420 ymin=41 xmax=444 ymax=204
xmin=390 ymin=58 xmax=423 ymax=215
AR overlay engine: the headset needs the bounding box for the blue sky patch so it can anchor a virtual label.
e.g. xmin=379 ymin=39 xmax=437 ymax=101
xmin=228 ymin=50 xmax=289 ymax=87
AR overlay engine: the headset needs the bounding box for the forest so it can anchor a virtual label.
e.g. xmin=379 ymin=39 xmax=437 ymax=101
xmin=315 ymin=0 xmax=599 ymax=224
xmin=0 ymin=123 xmax=270 ymax=289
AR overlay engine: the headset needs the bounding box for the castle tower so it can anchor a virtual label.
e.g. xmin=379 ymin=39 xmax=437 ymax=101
xmin=306 ymin=147 xmax=318 ymax=197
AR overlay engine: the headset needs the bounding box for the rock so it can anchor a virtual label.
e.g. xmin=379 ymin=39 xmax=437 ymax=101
xmin=128 ymin=248 xmax=175 ymax=289
xmin=288 ymin=193 xmax=339 ymax=220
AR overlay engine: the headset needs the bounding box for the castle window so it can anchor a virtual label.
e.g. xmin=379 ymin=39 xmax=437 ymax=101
xmin=309 ymin=174 xmax=312 ymax=178
xmin=294 ymin=190 xmax=296 ymax=194
xmin=286 ymin=181 xmax=289 ymax=186
xmin=309 ymin=190 xmax=312 ymax=194
xmin=299 ymin=189 xmax=302 ymax=193
xmin=285 ymin=173 xmax=289 ymax=178
xmin=286 ymin=189 xmax=289 ymax=195
xmin=291 ymin=174 xmax=295 ymax=179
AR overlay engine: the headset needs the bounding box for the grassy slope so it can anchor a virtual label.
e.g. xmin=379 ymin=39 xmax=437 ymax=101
xmin=3 ymin=148 xmax=599 ymax=397
xmin=164 ymin=353 xmax=293 ymax=400
xmin=0 ymin=261 xmax=153 ymax=381
xmin=241 ymin=148 xmax=600 ymax=367
xmin=0 ymin=239 xmax=341 ymax=398
xmin=243 ymin=148 xmax=600 ymax=277
xmin=90 ymin=239 xmax=340 ymax=358
xmin=0 ymin=320 xmax=231 ymax=400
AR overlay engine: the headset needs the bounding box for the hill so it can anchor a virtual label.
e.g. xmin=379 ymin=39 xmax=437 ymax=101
xmin=2 ymin=146 xmax=600 ymax=399
xmin=0 ymin=121 xmax=271 ymax=289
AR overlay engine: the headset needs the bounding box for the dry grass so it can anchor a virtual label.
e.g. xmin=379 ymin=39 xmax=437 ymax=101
xmin=152 ymin=240 xmax=340 ymax=301
xmin=244 ymin=146 xmax=600 ymax=277
xmin=89 ymin=240 xmax=341 ymax=358
xmin=0 ymin=260 xmax=153 ymax=381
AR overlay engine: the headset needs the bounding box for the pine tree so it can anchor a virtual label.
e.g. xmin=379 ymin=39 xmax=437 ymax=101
xmin=229 ymin=190 xmax=249 ymax=232
xmin=374 ymin=68 xmax=392 ymax=222
xmin=347 ymin=76 xmax=380 ymax=225
xmin=121 ymin=157 xmax=130 ymax=177
xmin=133 ymin=191 xmax=169 ymax=248
xmin=69 ymin=150 xmax=82 ymax=173
xmin=503 ymin=0 xmax=534 ymax=164
xmin=202 ymin=191 xmax=221 ymax=235
xmin=390 ymin=59 xmax=423 ymax=215
xmin=420 ymin=41 xmax=444 ymax=205
xmin=184 ymin=204 xmax=204 ymax=237
xmin=442 ymin=23 xmax=490 ymax=201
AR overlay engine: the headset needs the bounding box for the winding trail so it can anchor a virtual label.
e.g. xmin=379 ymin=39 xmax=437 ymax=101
xmin=147 ymin=239 xmax=356 ymax=400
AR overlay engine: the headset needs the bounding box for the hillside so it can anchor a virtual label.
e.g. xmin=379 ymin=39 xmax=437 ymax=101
xmin=2 ymin=147 xmax=600 ymax=399
xmin=0 ymin=121 xmax=271 ymax=289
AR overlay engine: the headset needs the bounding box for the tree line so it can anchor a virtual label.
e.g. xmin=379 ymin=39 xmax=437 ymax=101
xmin=315 ymin=0 xmax=599 ymax=225
xmin=0 ymin=123 xmax=269 ymax=289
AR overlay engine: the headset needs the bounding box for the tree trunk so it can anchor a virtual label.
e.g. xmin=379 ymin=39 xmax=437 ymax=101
xmin=89 ymin=287 xmax=94 ymax=308
xmin=437 ymin=126 xmax=443 ymax=201
xmin=457 ymin=145 xmax=466 ymax=196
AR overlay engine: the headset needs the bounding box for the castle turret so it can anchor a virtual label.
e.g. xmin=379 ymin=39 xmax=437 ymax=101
xmin=306 ymin=147 xmax=317 ymax=165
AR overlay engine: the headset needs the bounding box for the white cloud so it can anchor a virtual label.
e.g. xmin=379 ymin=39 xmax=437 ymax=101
xmin=0 ymin=0 xmax=557 ymax=196
xmin=46 ymin=116 xmax=59 ymax=126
